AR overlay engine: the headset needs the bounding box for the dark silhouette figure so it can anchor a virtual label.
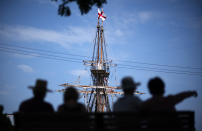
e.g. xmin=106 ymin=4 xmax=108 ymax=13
xmin=58 ymin=86 xmax=86 ymax=112
xmin=0 ymin=105 xmax=13 ymax=131
xmin=141 ymin=77 xmax=198 ymax=112
xmin=113 ymin=76 xmax=142 ymax=112
xmin=19 ymin=79 xmax=54 ymax=113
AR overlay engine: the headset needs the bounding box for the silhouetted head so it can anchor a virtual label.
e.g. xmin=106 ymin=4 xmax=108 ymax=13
xmin=148 ymin=77 xmax=165 ymax=96
xmin=29 ymin=79 xmax=52 ymax=100
xmin=121 ymin=76 xmax=140 ymax=95
xmin=0 ymin=105 xmax=3 ymax=114
xmin=64 ymin=86 xmax=79 ymax=103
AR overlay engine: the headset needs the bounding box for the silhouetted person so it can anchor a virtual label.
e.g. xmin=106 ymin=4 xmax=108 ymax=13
xmin=113 ymin=76 xmax=142 ymax=112
xmin=0 ymin=105 xmax=13 ymax=131
xmin=58 ymin=86 xmax=86 ymax=112
xmin=19 ymin=79 xmax=54 ymax=113
xmin=141 ymin=77 xmax=198 ymax=112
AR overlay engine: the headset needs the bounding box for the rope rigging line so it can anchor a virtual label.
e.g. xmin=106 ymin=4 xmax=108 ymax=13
xmin=1 ymin=43 xmax=201 ymax=70
xmin=0 ymin=43 xmax=201 ymax=76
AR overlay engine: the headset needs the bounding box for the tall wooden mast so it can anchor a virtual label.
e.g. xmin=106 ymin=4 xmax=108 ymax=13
xmin=83 ymin=10 xmax=111 ymax=112
xmin=91 ymin=20 xmax=109 ymax=112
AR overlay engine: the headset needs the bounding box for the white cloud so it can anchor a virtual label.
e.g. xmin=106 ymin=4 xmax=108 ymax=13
xmin=71 ymin=69 xmax=88 ymax=77
xmin=17 ymin=64 xmax=34 ymax=73
xmin=36 ymin=0 xmax=56 ymax=5
xmin=0 ymin=84 xmax=16 ymax=95
xmin=114 ymin=29 xmax=123 ymax=37
xmin=109 ymin=10 xmax=153 ymax=29
xmin=0 ymin=90 xmax=9 ymax=95
xmin=0 ymin=10 xmax=153 ymax=55
xmin=23 ymin=0 xmax=58 ymax=7
xmin=0 ymin=25 xmax=95 ymax=48
xmin=104 ymin=10 xmax=154 ymax=46
xmin=138 ymin=11 xmax=152 ymax=23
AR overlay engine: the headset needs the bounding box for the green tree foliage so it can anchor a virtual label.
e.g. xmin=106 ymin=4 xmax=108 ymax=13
xmin=52 ymin=0 xmax=107 ymax=16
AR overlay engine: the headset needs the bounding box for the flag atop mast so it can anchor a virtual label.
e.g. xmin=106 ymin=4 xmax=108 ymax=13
xmin=98 ymin=8 xmax=106 ymax=21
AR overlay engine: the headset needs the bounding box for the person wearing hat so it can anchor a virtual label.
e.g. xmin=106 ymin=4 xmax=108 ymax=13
xmin=113 ymin=76 xmax=142 ymax=112
xmin=18 ymin=79 xmax=54 ymax=113
xmin=141 ymin=77 xmax=198 ymax=112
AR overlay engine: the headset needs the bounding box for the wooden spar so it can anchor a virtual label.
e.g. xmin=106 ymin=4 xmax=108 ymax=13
xmin=59 ymin=83 xmax=121 ymax=89
xmin=56 ymin=88 xmax=145 ymax=95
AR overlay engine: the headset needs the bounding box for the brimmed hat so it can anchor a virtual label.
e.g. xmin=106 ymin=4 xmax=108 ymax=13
xmin=121 ymin=77 xmax=140 ymax=90
xmin=28 ymin=79 xmax=52 ymax=92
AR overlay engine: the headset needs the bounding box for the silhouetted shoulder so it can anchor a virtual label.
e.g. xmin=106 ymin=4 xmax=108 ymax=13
xmin=113 ymin=96 xmax=142 ymax=112
xmin=19 ymin=98 xmax=54 ymax=113
xmin=58 ymin=103 xmax=86 ymax=113
xmin=141 ymin=96 xmax=176 ymax=112
xmin=165 ymin=95 xmax=177 ymax=104
xmin=19 ymin=98 xmax=32 ymax=112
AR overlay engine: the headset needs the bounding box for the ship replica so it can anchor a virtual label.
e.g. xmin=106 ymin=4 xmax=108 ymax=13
xmin=57 ymin=9 xmax=144 ymax=112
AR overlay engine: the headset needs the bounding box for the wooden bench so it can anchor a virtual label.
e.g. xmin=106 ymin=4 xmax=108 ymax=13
xmin=14 ymin=111 xmax=195 ymax=131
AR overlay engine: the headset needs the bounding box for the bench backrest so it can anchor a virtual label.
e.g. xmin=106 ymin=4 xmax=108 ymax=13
xmin=14 ymin=111 xmax=195 ymax=131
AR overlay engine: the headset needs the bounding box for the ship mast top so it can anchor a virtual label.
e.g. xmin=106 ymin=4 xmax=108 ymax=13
xmin=84 ymin=8 xmax=114 ymax=71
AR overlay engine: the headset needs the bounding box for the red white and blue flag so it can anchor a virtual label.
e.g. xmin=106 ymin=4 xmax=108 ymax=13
xmin=98 ymin=8 xmax=106 ymax=21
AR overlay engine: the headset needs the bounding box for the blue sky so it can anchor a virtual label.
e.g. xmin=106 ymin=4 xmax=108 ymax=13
xmin=0 ymin=0 xmax=202 ymax=130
